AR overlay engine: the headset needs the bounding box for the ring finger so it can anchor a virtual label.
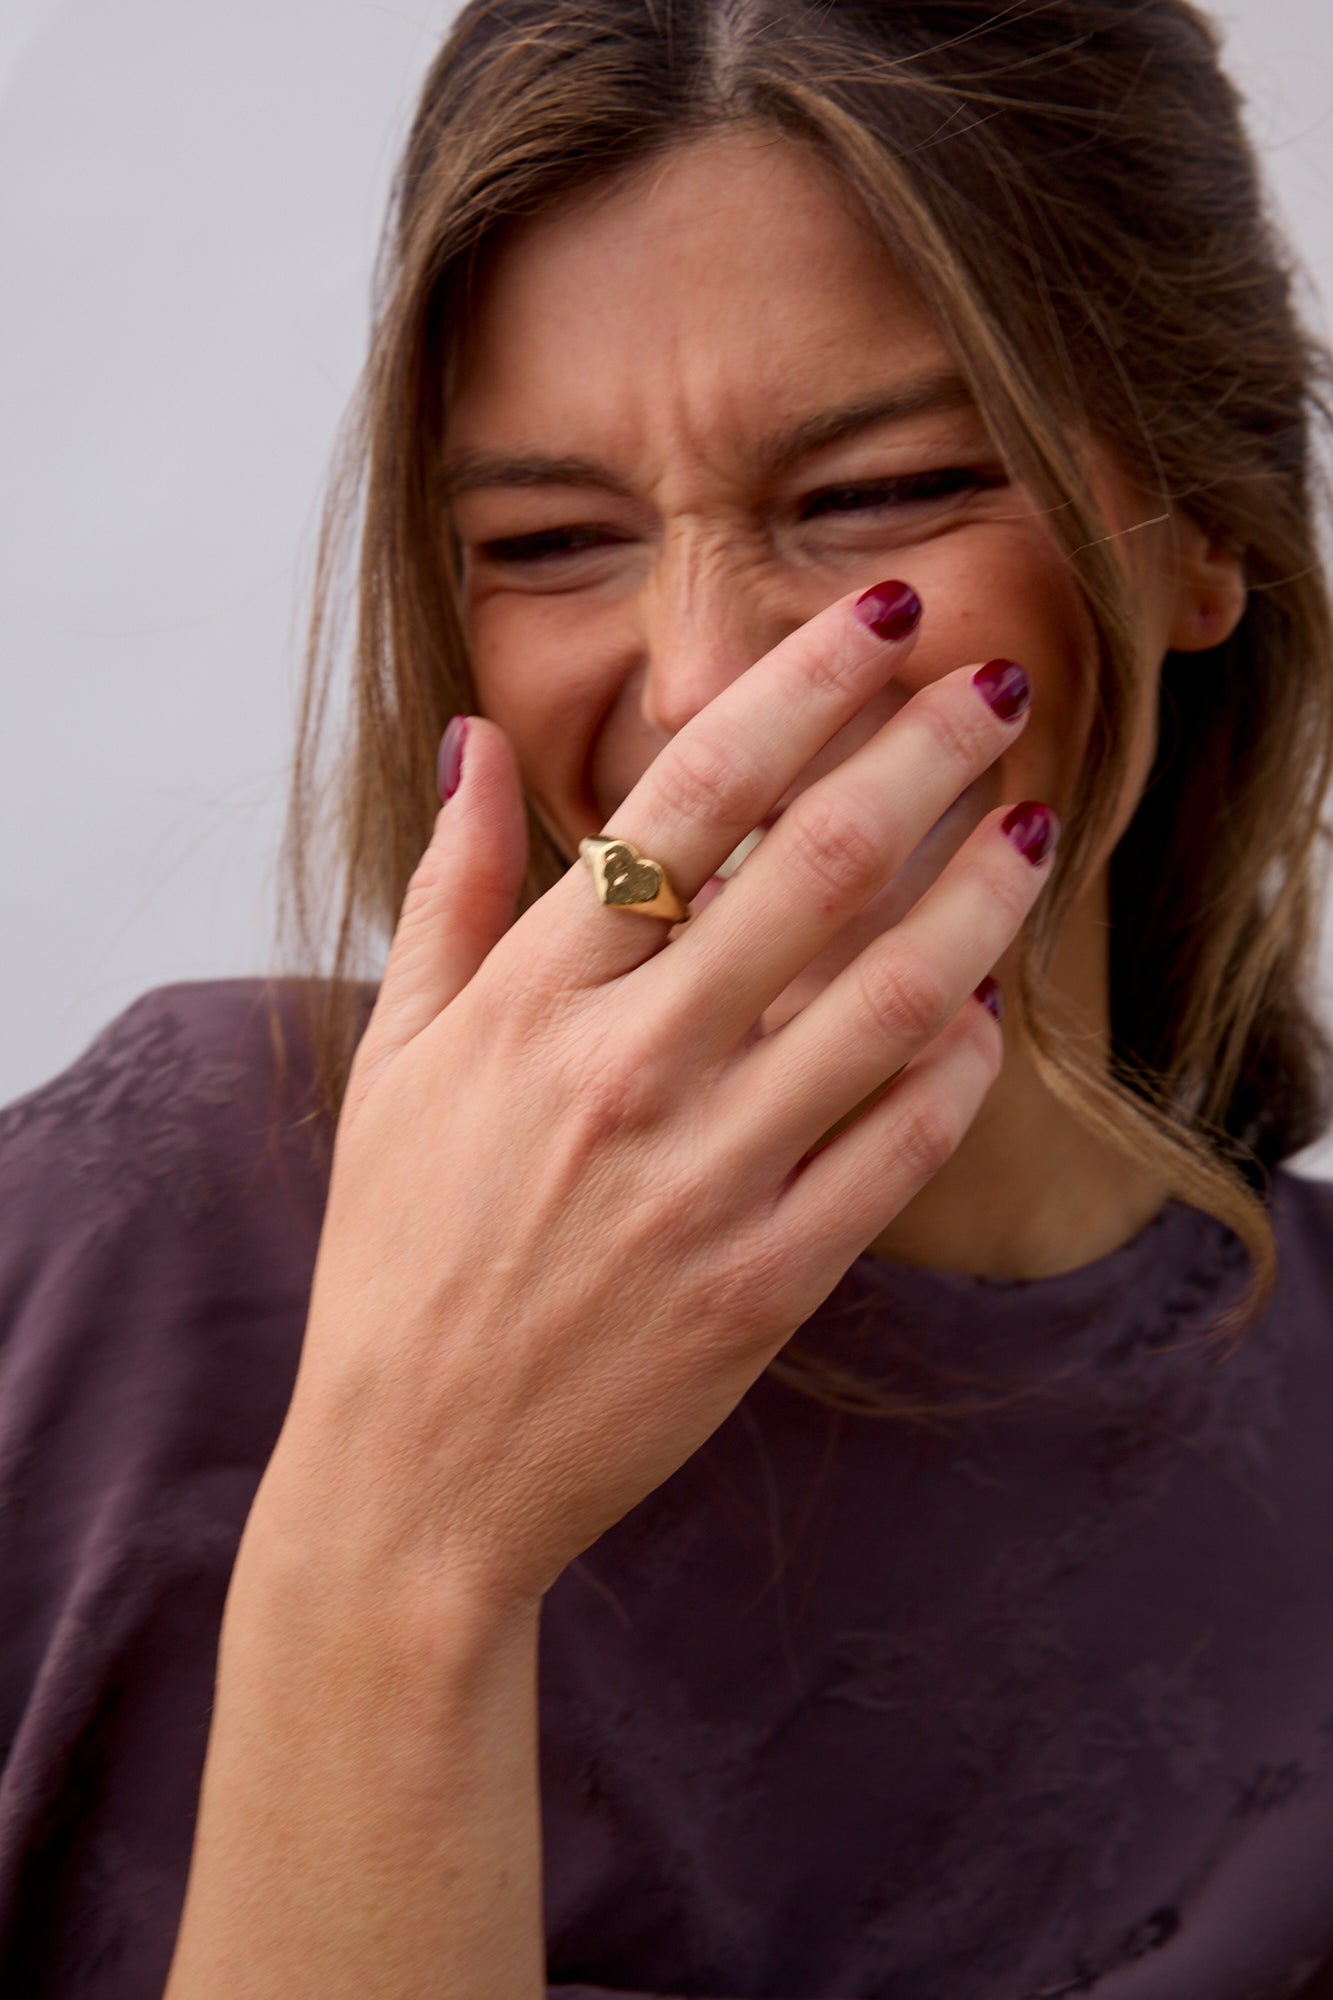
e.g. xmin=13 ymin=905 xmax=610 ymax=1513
xmin=718 ymin=800 xmax=1058 ymax=1174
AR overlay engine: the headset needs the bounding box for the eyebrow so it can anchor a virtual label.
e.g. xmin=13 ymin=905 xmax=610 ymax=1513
xmin=437 ymin=369 xmax=977 ymax=500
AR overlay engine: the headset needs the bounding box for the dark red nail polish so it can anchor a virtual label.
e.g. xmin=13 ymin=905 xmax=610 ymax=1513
xmin=974 ymin=974 xmax=1004 ymax=1022
xmin=437 ymin=715 xmax=468 ymax=802
xmin=1001 ymin=800 xmax=1060 ymax=865
xmin=973 ymin=658 xmax=1031 ymax=722
xmin=853 ymin=580 xmax=922 ymax=642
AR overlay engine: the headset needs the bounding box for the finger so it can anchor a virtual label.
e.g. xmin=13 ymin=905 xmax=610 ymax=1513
xmin=543 ymin=579 xmax=924 ymax=983
xmin=660 ymin=656 xmax=1032 ymax=1046
xmin=773 ymin=989 xmax=1003 ymax=1281
xmin=721 ymin=801 xmax=1056 ymax=1171
xmin=348 ymin=717 xmax=527 ymax=1111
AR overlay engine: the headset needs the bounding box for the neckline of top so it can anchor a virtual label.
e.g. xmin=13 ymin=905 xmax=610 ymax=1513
xmin=797 ymin=1176 xmax=1272 ymax=1381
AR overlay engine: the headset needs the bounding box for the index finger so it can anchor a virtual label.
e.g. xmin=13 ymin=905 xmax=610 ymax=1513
xmin=550 ymin=579 xmax=923 ymax=980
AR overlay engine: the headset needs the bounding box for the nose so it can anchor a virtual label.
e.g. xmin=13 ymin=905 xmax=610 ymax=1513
xmin=636 ymin=535 xmax=795 ymax=736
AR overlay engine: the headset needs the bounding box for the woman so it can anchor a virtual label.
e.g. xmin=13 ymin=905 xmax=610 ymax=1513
xmin=4 ymin=0 xmax=1333 ymax=1994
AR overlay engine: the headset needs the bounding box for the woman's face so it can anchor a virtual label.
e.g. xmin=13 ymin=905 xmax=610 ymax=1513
xmin=443 ymin=129 xmax=1198 ymax=1024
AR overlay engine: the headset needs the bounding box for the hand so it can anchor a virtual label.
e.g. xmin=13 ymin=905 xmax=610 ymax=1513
xmin=261 ymin=584 xmax=1056 ymax=1614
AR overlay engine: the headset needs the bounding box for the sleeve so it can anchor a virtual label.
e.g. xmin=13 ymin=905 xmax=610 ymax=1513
xmin=0 ymin=981 xmax=331 ymax=2000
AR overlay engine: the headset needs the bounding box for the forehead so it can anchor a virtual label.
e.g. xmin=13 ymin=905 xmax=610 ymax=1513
xmin=445 ymin=128 xmax=964 ymax=470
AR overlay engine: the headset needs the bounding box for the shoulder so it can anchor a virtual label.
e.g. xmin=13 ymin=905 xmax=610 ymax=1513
xmin=0 ymin=979 xmax=379 ymax=1360
xmin=0 ymin=983 xmax=375 ymax=1981
xmin=1270 ymin=1166 xmax=1333 ymax=1276
xmin=1247 ymin=1166 xmax=1333 ymax=1358
xmin=3 ymin=978 xmax=308 ymax=1166
xmin=0 ymin=977 xmax=372 ymax=1538
xmin=0 ymin=979 xmax=370 ymax=1250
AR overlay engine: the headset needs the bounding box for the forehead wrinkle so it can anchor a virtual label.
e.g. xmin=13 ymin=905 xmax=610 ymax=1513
xmin=756 ymin=370 xmax=977 ymax=476
xmin=440 ymin=368 xmax=979 ymax=503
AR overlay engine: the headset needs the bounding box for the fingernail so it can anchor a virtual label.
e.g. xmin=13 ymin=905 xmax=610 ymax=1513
xmin=974 ymin=975 xmax=1004 ymax=1022
xmin=853 ymin=580 xmax=922 ymax=642
xmin=973 ymin=658 xmax=1031 ymax=722
xmin=1001 ymin=800 xmax=1060 ymax=865
xmin=437 ymin=715 xmax=468 ymax=803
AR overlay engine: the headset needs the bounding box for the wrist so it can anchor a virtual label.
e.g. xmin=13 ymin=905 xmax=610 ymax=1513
xmin=228 ymin=1459 xmax=542 ymax=1695
xmin=235 ymin=1388 xmax=545 ymax=1646
xmin=170 ymin=1460 xmax=546 ymax=2000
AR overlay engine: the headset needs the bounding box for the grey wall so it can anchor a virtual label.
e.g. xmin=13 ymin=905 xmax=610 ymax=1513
xmin=4 ymin=0 xmax=1333 ymax=1175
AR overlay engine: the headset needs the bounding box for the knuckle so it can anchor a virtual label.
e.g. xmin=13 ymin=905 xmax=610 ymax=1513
xmin=895 ymin=1092 xmax=962 ymax=1182
xmin=701 ymin=1234 xmax=791 ymax=1333
xmin=855 ymin=950 xmax=950 ymax=1048
xmin=786 ymin=628 xmax=868 ymax=705
xmin=989 ymin=852 xmax=1038 ymax=927
xmin=913 ymin=684 xmax=994 ymax=768
xmin=788 ymin=793 xmax=884 ymax=905
xmin=569 ymin=1023 xmax=673 ymax=1139
xmin=654 ymin=730 xmax=752 ymax=833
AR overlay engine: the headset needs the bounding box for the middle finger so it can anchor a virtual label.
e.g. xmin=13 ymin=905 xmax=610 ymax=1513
xmin=652 ymin=655 xmax=1034 ymax=1047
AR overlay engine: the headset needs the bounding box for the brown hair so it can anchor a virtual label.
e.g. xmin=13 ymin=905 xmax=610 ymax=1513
xmin=272 ymin=0 xmax=1333 ymax=1405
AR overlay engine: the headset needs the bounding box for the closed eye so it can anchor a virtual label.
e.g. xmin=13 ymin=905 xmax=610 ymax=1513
xmin=477 ymin=525 xmax=629 ymax=564
xmin=470 ymin=466 xmax=1006 ymax=570
xmin=798 ymin=467 xmax=1006 ymax=519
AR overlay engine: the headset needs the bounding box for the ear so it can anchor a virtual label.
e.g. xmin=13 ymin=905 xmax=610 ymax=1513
xmin=1167 ymin=517 xmax=1248 ymax=654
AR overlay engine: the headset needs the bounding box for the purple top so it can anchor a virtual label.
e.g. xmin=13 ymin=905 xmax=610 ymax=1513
xmin=3 ymin=979 xmax=1333 ymax=2000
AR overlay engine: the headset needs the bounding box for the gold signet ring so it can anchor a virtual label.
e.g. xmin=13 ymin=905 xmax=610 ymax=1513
xmin=579 ymin=836 xmax=690 ymax=923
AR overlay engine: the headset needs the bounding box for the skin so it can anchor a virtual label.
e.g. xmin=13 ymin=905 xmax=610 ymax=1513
xmin=445 ymin=127 xmax=1247 ymax=1278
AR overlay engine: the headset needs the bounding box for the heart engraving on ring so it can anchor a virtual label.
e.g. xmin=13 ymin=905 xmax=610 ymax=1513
xmin=602 ymin=841 xmax=665 ymax=906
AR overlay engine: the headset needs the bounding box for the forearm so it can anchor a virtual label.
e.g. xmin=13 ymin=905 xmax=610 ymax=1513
xmin=164 ymin=1484 xmax=545 ymax=2000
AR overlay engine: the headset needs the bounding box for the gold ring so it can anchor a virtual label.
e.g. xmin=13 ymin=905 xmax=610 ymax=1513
xmin=579 ymin=836 xmax=689 ymax=923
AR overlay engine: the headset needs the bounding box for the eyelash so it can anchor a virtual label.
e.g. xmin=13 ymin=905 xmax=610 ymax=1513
xmin=476 ymin=467 xmax=1001 ymax=565
xmin=797 ymin=466 xmax=998 ymax=519
xmin=481 ymin=525 xmax=622 ymax=564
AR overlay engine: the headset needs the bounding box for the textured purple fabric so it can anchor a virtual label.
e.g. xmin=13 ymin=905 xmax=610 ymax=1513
xmin=2 ymin=980 xmax=1333 ymax=1999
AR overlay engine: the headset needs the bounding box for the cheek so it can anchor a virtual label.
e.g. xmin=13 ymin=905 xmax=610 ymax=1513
xmin=469 ymin=600 xmax=621 ymax=827
xmin=929 ymin=526 xmax=1163 ymax=863
xmin=905 ymin=527 xmax=1101 ymax=804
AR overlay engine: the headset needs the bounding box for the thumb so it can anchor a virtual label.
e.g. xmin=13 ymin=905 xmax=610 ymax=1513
xmin=349 ymin=715 xmax=528 ymax=1108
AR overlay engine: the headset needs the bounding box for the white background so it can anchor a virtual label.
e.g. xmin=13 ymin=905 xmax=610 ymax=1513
xmin=4 ymin=0 xmax=1333 ymax=1174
